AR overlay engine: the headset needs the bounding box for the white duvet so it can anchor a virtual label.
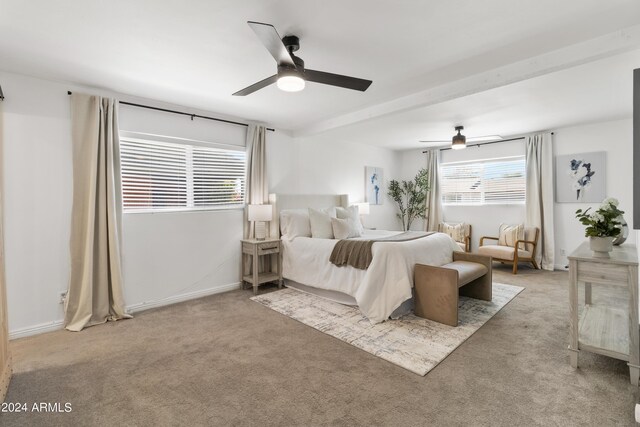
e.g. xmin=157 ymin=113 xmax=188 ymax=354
xmin=282 ymin=230 xmax=460 ymax=323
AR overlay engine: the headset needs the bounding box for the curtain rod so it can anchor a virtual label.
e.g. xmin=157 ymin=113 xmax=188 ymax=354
xmin=67 ymin=91 xmax=275 ymax=132
xmin=422 ymin=132 xmax=554 ymax=153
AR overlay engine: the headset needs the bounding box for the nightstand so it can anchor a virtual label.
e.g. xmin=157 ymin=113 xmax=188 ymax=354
xmin=241 ymin=238 xmax=283 ymax=295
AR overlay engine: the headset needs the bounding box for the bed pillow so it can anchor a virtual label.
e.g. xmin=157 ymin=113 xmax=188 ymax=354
xmin=331 ymin=217 xmax=352 ymax=240
xmin=331 ymin=217 xmax=362 ymax=239
xmin=442 ymin=222 xmax=464 ymax=243
xmin=280 ymin=209 xmax=311 ymax=240
xmin=336 ymin=206 xmax=364 ymax=236
xmin=498 ymin=223 xmax=525 ymax=249
xmin=309 ymin=208 xmax=335 ymax=239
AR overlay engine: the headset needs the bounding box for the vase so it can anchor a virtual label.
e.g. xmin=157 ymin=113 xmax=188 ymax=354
xmin=590 ymin=236 xmax=613 ymax=256
xmin=613 ymin=215 xmax=629 ymax=246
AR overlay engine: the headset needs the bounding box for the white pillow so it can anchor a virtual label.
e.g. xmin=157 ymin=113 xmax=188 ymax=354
xmin=498 ymin=223 xmax=525 ymax=249
xmin=280 ymin=209 xmax=311 ymax=240
xmin=336 ymin=205 xmax=363 ymax=236
xmin=442 ymin=222 xmax=464 ymax=243
xmin=331 ymin=217 xmax=352 ymax=239
xmin=309 ymin=208 xmax=335 ymax=239
xmin=331 ymin=216 xmax=362 ymax=239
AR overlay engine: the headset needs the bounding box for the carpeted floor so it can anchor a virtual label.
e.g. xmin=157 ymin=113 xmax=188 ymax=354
xmin=2 ymin=266 xmax=638 ymax=426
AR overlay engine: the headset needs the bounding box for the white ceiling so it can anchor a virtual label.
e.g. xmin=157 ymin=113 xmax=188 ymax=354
xmin=1 ymin=0 xmax=640 ymax=139
xmin=316 ymin=48 xmax=640 ymax=150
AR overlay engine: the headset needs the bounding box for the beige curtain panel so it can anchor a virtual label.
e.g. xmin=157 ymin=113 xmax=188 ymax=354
xmin=65 ymin=94 xmax=131 ymax=331
xmin=424 ymin=149 xmax=442 ymax=232
xmin=525 ymin=132 xmax=555 ymax=271
xmin=243 ymin=124 xmax=268 ymax=239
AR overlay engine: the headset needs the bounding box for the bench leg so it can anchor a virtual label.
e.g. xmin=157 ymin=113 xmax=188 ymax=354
xmin=414 ymin=265 xmax=459 ymax=327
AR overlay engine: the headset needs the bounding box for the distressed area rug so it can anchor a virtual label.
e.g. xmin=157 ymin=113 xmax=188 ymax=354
xmin=251 ymin=283 xmax=524 ymax=375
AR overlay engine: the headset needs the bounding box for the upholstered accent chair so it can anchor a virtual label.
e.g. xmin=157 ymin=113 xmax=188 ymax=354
xmin=477 ymin=226 xmax=539 ymax=274
xmin=438 ymin=222 xmax=471 ymax=252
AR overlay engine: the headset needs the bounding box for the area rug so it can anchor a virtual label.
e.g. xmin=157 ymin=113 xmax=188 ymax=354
xmin=251 ymin=283 xmax=524 ymax=375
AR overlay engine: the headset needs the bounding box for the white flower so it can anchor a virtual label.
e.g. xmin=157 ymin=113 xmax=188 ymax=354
xmin=602 ymin=197 xmax=619 ymax=207
xmin=591 ymin=212 xmax=604 ymax=222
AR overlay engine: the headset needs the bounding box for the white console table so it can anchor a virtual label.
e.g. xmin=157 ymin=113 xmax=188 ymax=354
xmin=568 ymin=241 xmax=639 ymax=385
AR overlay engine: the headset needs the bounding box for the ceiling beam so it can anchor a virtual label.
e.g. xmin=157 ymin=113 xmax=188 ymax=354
xmin=293 ymin=24 xmax=640 ymax=137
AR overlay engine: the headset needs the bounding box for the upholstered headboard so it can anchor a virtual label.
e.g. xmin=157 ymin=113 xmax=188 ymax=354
xmin=268 ymin=193 xmax=349 ymax=238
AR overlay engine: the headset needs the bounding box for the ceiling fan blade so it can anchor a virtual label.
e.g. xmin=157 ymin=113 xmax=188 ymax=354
xmin=419 ymin=140 xmax=449 ymax=143
xmin=247 ymin=21 xmax=296 ymax=67
xmin=232 ymin=75 xmax=278 ymax=96
xmin=304 ymin=69 xmax=372 ymax=92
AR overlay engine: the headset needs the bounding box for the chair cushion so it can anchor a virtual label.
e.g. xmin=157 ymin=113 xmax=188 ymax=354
xmin=477 ymin=244 xmax=532 ymax=261
xmin=455 ymin=241 xmax=466 ymax=251
xmin=441 ymin=261 xmax=488 ymax=287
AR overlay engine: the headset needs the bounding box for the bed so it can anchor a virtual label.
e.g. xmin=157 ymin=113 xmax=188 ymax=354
xmin=269 ymin=193 xmax=460 ymax=323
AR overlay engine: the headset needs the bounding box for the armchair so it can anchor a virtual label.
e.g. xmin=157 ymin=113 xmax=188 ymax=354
xmin=478 ymin=226 xmax=539 ymax=274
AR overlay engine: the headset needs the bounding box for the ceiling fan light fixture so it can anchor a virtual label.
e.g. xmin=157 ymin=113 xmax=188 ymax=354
xmin=451 ymin=126 xmax=466 ymax=150
xmin=277 ymin=74 xmax=305 ymax=92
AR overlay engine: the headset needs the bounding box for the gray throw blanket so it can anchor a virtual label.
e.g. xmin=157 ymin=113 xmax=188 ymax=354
xmin=329 ymin=231 xmax=434 ymax=270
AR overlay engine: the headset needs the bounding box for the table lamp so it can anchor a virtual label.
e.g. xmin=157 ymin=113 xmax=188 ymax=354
xmin=248 ymin=204 xmax=272 ymax=240
xmin=355 ymin=202 xmax=370 ymax=228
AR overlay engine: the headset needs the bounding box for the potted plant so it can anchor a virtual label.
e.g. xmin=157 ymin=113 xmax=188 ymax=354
xmin=388 ymin=168 xmax=430 ymax=231
xmin=575 ymin=198 xmax=624 ymax=254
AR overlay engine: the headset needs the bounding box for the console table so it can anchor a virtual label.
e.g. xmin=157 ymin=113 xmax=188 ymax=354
xmin=568 ymin=241 xmax=639 ymax=385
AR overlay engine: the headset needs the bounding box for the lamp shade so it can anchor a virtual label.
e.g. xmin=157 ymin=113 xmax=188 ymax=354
xmin=248 ymin=204 xmax=272 ymax=222
xmin=355 ymin=202 xmax=370 ymax=215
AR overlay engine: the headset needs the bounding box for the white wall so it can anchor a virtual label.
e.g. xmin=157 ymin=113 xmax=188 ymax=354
xmin=399 ymin=118 xmax=634 ymax=269
xmin=289 ymin=134 xmax=403 ymax=231
xmin=553 ymin=119 xmax=633 ymax=268
xmin=0 ymin=71 xmax=298 ymax=337
xmin=2 ymin=72 xmax=73 ymax=336
xmin=1 ymin=70 xmax=399 ymax=337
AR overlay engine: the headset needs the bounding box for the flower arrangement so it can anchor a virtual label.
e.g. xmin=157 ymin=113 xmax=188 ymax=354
xmin=575 ymin=198 xmax=624 ymax=238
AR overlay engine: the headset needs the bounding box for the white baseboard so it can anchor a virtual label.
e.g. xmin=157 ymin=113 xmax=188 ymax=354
xmin=9 ymin=282 xmax=242 ymax=340
xmin=554 ymin=264 xmax=569 ymax=271
xmin=125 ymin=282 xmax=241 ymax=314
xmin=10 ymin=320 xmax=65 ymax=340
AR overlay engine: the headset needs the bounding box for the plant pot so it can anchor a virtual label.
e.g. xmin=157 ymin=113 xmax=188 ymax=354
xmin=590 ymin=236 xmax=613 ymax=256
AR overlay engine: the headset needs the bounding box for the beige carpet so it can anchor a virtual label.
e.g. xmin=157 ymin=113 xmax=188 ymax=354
xmin=1 ymin=267 xmax=638 ymax=426
xmin=252 ymin=283 xmax=523 ymax=375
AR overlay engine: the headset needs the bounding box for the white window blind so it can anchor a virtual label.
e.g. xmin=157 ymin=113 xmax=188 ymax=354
xmin=120 ymin=136 xmax=246 ymax=212
xmin=441 ymin=156 xmax=525 ymax=205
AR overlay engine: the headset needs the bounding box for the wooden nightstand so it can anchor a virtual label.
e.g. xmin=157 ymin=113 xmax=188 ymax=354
xmin=241 ymin=238 xmax=283 ymax=295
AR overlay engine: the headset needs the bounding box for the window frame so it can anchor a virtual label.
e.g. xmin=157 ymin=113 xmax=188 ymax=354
xmin=440 ymin=155 xmax=526 ymax=207
xmin=119 ymin=132 xmax=247 ymax=214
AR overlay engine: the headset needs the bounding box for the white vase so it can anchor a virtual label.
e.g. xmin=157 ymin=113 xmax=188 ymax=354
xmin=590 ymin=236 xmax=613 ymax=256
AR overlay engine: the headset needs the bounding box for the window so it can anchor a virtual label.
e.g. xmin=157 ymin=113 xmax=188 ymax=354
xmin=440 ymin=156 xmax=525 ymax=205
xmin=120 ymin=136 xmax=246 ymax=212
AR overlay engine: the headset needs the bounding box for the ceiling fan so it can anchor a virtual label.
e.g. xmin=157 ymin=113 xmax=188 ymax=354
xmin=420 ymin=126 xmax=503 ymax=150
xmin=233 ymin=21 xmax=373 ymax=96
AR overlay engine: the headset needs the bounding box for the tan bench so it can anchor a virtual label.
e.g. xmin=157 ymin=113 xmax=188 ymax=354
xmin=414 ymin=252 xmax=492 ymax=327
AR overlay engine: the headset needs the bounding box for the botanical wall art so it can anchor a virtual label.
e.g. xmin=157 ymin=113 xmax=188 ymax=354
xmin=365 ymin=166 xmax=383 ymax=205
xmin=555 ymin=151 xmax=606 ymax=203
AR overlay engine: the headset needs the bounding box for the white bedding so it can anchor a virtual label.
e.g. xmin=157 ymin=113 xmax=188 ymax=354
xmin=282 ymin=230 xmax=461 ymax=323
